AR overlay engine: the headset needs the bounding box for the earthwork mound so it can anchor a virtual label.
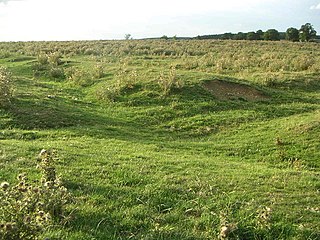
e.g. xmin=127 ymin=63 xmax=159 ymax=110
xmin=203 ymin=80 xmax=269 ymax=101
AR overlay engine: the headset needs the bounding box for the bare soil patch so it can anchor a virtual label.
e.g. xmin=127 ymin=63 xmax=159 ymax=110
xmin=203 ymin=80 xmax=269 ymax=101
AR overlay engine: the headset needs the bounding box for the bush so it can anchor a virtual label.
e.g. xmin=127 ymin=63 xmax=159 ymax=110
xmin=93 ymin=63 xmax=105 ymax=79
xmin=66 ymin=64 xmax=106 ymax=86
xmin=95 ymin=83 xmax=119 ymax=102
xmin=49 ymin=67 xmax=65 ymax=79
xmin=0 ymin=150 xmax=72 ymax=240
xmin=37 ymin=53 xmax=48 ymax=66
xmin=94 ymin=68 xmax=139 ymax=102
xmin=115 ymin=69 xmax=138 ymax=91
xmin=37 ymin=52 xmax=62 ymax=67
xmin=35 ymin=52 xmax=63 ymax=78
xmin=0 ymin=67 xmax=13 ymax=107
xmin=47 ymin=52 xmax=62 ymax=66
xmin=157 ymin=65 xmax=183 ymax=96
xmin=65 ymin=67 xmax=93 ymax=86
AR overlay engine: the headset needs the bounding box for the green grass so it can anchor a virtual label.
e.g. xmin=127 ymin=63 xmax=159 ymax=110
xmin=0 ymin=40 xmax=319 ymax=239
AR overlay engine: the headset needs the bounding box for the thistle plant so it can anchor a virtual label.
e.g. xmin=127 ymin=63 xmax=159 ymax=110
xmin=36 ymin=149 xmax=71 ymax=220
xmin=218 ymin=211 xmax=238 ymax=239
xmin=0 ymin=67 xmax=13 ymax=107
xmin=0 ymin=150 xmax=72 ymax=240
xmin=256 ymin=206 xmax=272 ymax=230
xmin=157 ymin=65 xmax=183 ymax=96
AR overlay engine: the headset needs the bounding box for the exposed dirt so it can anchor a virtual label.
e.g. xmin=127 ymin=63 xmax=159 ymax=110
xmin=203 ymin=80 xmax=269 ymax=101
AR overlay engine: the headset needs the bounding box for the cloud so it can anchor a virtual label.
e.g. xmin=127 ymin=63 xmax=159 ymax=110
xmin=310 ymin=3 xmax=320 ymax=10
xmin=0 ymin=0 xmax=23 ymax=3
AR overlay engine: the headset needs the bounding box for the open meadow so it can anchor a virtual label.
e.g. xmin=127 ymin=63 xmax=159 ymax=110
xmin=0 ymin=39 xmax=320 ymax=239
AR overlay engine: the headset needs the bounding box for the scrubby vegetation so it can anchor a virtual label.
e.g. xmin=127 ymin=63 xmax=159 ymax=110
xmin=0 ymin=67 xmax=13 ymax=107
xmin=0 ymin=39 xmax=319 ymax=239
xmin=0 ymin=150 xmax=71 ymax=240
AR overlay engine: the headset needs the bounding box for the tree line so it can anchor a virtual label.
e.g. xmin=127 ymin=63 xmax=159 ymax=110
xmin=195 ymin=23 xmax=318 ymax=42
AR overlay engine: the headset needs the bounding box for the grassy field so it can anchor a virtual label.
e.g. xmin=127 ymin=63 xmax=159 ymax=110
xmin=0 ymin=40 xmax=320 ymax=239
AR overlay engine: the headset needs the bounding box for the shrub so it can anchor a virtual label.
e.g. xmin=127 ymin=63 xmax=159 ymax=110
xmin=37 ymin=52 xmax=62 ymax=67
xmin=95 ymin=68 xmax=139 ymax=102
xmin=93 ymin=63 xmax=105 ymax=79
xmin=34 ymin=52 xmax=63 ymax=79
xmin=0 ymin=67 xmax=13 ymax=107
xmin=65 ymin=67 xmax=93 ymax=86
xmin=115 ymin=69 xmax=138 ymax=91
xmin=261 ymin=72 xmax=281 ymax=87
xmin=0 ymin=150 xmax=72 ymax=240
xmin=37 ymin=53 xmax=48 ymax=66
xmin=47 ymin=52 xmax=62 ymax=66
xmin=0 ymin=51 xmax=11 ymax=59
xmin=66 ymin=64 xmax=106 ymax=86
xmin=291 ymin=56 xmax=315 ymax=71
xmin=49 ymin=67 xmax=65 ymax=79
xmin=95 ymin=83 xmax=119 ymax=102
xmin=157 ymin=65 xmax=183 ymax=96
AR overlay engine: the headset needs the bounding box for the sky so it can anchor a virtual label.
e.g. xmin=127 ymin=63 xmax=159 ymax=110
xmin=0 ymin=0 xmax=319 ymax=41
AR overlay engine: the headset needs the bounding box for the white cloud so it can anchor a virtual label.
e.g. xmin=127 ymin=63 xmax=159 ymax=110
xmin=310 ymin=3 xmax=320 ymax=10
xmin=0 ymin=0 xmax=23 ymax=4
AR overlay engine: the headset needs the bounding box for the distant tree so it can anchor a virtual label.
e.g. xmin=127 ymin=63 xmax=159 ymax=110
xmin=124 ymin=34 xmax=132 ymax=40
xmin=234 ymin=32 xmax=247 ymax=40
xmin=256 ymin=30 xmax=264 ymax=40
xmin=221 ymin=32 xmax=234 ymax=40
xmin=247 ymin=31 xmax=258 ymax=40
xmin=299 ymin=23 xmax=317 ymax=42
xmin=286 ymin=27 xmax=299 ymax=42
xmin=160 ymin=35 xmax=168 ymax=40
xmin=263 ymin=29 xmax=280 ymax=41
xmin=173 ymin=35 xmax=177 ymax=40
xmin=279 ymin=32 xmax=286 ymax=40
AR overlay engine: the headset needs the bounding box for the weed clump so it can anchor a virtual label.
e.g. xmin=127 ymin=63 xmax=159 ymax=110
xmin=65 ymin=67 xmax=92 ymax=86
xmin=93 ymin=63 xmax=105 ymax=79
xmin=95 ymin=83 xmax=119 ymax=102
xmin=94 ymin=65 xmax=138 ymax=102
xmin=34 ymin=52 xmax=64 ymax=79
xmin=218 ymin=212 xmax=238 ymax=239
xmin=0 ymin=150 xmax=72 ymax=240
xmin=66 ymin=64 xmax=105 ymax=86
xmin=157 ymin=65 xmax=183 ymax=96
xmin=0 ymin=67 xmax=13 ymax=107
xmin=37 ymin=52 xmax=62 ymax=67
xmin=115 ymin=69 xmax=138 ymax=91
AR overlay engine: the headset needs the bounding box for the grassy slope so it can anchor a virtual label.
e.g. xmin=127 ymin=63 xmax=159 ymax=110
xmin=0 ymin=41 xmax=319 ymax=239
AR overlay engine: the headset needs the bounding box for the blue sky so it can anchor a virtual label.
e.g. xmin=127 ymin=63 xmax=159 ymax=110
xmin=0 ymin=0 xmax=319 ymax=41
